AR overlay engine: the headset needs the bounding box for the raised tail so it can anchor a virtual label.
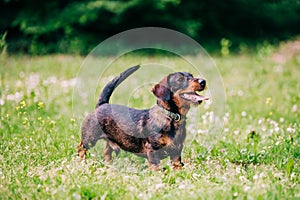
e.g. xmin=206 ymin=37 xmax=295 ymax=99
xmin=96 ymin=65 xmax=140 ymax=107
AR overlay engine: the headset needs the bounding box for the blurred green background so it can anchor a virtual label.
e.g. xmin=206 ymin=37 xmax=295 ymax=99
xmin=1 ymin=0 xmax=299 ymax=55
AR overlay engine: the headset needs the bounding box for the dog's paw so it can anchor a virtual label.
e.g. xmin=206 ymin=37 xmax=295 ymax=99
xmin=172 ymin=162 xmax=184 ymax=170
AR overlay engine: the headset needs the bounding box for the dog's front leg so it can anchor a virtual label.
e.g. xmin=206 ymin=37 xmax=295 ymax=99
xmin=170 ymin=156 xmax=184 ymax=170
xmin=147 ymin=152 xmax=160 ymax=171
xmin=170 ymin=147 xmax=184 ymax=170
xmin=145 ymin=143 xmax=160 ymax=170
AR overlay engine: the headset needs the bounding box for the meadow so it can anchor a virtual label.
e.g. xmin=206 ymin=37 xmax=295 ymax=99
xmin=0 ymin=41 xmax=299 ymax=199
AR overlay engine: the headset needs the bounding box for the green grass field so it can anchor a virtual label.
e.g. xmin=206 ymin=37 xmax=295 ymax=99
xmin=0 ymin=42 xmax=299 ymax=199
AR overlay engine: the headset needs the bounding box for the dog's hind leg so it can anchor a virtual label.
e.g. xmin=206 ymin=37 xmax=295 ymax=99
xmin=104 ymin=142 xmax=113 ymax=162
xmin=109 ymin=141 xmax=120 ymax=157
xmin=104 ymin=141 xmax=120 ymax=162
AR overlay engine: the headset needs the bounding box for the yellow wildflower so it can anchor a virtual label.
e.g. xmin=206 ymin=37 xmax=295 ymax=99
xmin=49 ymin=120 xmax=56 ymax=127
xmin=266 ymin=97 xmax=272 ymax=105
xmin=20 ymin=100 xmax=26 ymax=108
xmin=38 ymin=116 xmax=44 ymax=125
xmin=23 ymin=117 xmax=29 ymax=125
xmin=37 ymin=101 xmax=44 ymax=109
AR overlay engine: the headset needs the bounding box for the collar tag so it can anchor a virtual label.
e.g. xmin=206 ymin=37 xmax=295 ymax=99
xmin=173 ymin=113 xmax=181 ymax=122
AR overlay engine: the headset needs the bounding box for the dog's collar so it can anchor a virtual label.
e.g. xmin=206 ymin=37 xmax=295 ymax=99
xmin=157 ymin=105 xmax=181 ymax=122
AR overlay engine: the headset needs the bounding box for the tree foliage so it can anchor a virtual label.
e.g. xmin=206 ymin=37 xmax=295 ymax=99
xmin=0 ymin=0 xmax=299 ymax=54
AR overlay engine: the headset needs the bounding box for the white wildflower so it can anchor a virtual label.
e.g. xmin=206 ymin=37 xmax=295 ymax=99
xmin=237 ymin=90 xmax=244 ymax=96
xmin=43 ymin=76 xmax=57 ymax=85
xmin=72 ymin=193 xmax=81 ymax=200
xmin=209 ymin=111 xmax=214 ymax=122
xmin=239 ymin=176 xmax=246 ymax=181
xmin=0 ymin=98 xmax=4 ymax=105
xmin=155 ymin=183 xmax=164 ymax=190
xmin=61 ymin=78 xmax=77 ymax=88
xmin=287 ymin=127 xmax=295 ymax=133
xmin=6 ymin=92 xmax=23 ymax=102
xmin=234 ymin=130 xmax=239 ymax=135
xmin=229 ymin=90 xmax=236 ymax=96
xmin=236 ymin=167 xmax=241 ymax=174
xmin=274 ymin=172 xmax=283 ymax=179
xmin=244 ymin=186 xmax=251 ymax=192
xmin=178 ymin=183 xmax=186 ymax=189
xmin=292 ymin=104 xmax=297 ymax=112
xmin=291 ymin=172 xmax=296 ymax=180
xmin=27 ymin=73 xmax=40 ymax=91
xmin=253 ymin=174 xmax=259 ymax=180
xmin=241 ymin=111 xmax=247 ymax=117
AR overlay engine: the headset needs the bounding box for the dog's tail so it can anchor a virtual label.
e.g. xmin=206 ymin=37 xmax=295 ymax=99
xmin=96 ymin=65 xmax=140 ymax=108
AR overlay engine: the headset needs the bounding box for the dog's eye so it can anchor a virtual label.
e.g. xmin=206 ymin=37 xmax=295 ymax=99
xmin=178 ymin=77 xmax=184 ymax=82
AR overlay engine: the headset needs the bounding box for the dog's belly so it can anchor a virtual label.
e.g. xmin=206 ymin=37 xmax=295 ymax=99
xmin=106 ymin=135 xmax=147 ymax=154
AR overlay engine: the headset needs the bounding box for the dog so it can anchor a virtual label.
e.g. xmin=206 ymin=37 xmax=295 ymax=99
xmin=78 ymin=65 xmax=208 ymax=170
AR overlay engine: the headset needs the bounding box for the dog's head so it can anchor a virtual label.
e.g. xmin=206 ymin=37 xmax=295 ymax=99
xmin=152 ymin=72 xmax=208 ymax=112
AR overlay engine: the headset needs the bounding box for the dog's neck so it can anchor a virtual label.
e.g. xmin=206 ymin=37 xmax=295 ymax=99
xmin=157 ymin=105 xmax=181 ymax=122
xmin=156 ymin=99 xmax=190 ymax=118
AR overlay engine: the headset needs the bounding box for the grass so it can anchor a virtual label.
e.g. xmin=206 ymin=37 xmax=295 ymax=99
xmin=0 ymin=43 xmax=299 ymax=199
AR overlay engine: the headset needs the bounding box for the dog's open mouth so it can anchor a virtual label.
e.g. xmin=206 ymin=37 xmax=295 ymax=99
xmin=180 ymin=92 xmax=209 ymax=104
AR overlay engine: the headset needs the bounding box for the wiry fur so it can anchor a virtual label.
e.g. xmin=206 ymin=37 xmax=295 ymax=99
xmin=78 ymin=66 xmax=207 ymax=170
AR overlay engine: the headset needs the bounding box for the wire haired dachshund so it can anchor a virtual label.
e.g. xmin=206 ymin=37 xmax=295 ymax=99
xmin=78 ymin=65 xmax=208 ymax=170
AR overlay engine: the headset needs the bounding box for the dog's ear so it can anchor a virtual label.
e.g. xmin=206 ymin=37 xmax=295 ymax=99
xmin=152 ymin=78 xmax=171 ymax=101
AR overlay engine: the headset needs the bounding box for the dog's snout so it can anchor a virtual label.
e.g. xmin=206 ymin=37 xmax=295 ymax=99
xmin=198 ymin=79 xmax=206 ymax=88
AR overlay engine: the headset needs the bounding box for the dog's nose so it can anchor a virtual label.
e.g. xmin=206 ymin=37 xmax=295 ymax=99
xmin=199 ymin=79 xmax=206 ymax=88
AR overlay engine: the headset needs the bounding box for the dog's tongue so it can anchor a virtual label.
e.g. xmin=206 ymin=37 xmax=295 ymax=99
xmin=181 ymin=93 xmax=209 ymax=103
xmin=196 ymin=95 xmax=209 ymax=101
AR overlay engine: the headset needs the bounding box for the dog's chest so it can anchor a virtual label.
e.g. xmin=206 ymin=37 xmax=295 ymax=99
xmin=158 ymin=122 xmax=186 ymax=147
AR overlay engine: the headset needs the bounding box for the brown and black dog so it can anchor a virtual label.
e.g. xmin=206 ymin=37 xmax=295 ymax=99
xmin=78 ymin=65 xmax=208 ymax=170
